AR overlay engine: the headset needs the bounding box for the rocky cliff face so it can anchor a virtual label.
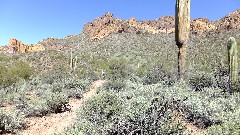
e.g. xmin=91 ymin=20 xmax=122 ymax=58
xmin=8 ymin=38 xmax=45 ymax=53
xmin=83 ymin=9 xmax=240 ymax=40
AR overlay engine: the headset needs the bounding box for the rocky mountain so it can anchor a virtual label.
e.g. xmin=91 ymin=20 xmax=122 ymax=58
xmin=83 ymin=9 xmax=240 ymax=40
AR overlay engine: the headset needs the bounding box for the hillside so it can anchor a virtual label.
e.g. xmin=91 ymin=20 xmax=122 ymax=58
xmin=0 ymin=9 xmax=240 ymax=134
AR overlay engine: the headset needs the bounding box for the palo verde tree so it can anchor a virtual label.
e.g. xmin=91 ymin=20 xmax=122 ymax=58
xmin=175 ymin=0 xmax=191 ymax=80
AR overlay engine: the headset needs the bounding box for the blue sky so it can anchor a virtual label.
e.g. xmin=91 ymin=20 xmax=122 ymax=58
xmin=0 ymin=0 xmax=239 ymax=46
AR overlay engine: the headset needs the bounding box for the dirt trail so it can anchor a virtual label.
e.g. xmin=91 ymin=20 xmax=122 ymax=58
xmin=173 ymin=111 xmax=205 ymax=135
xmin=18 ymin=80 xmax=105 ymax=135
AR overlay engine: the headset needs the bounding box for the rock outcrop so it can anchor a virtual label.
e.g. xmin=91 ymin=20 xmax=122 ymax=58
xmin=9 ymin=38 xmax=28 ymax=53
xmin=8 ymin=38 xmax=45 ymax=53
xmin=191 ymin=18 xmax=216 ymax=35
xmin=216 ymin=9 xmax=240 ymax=31
xmin=83 ymin=9 xmax=240 ymax=40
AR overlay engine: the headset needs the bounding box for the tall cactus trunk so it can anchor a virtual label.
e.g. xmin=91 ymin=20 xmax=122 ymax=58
xmin=70 ymin=48 xmax=73 ymax=71
xmin=227 ymin=37 xmax=238 ymax=88
xmin=178 ymin=44 xmax=186 ymax=80
xmin=175 ymin=0 xmax=191 ymax=80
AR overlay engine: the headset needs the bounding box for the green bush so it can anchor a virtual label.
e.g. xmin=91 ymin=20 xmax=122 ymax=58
xmin=108 ymin=58 xmax=130 ymax=81
xmin=64 ymin=92 xmax=124 ymax=134
xmin=81 ymin=92 xmax=123 ymax=124
xmin=0 ymin=61 xmax=33 ymax=87
xmin=0 ymin=109 xmax=26 ymax=134
xmin=142 ymin=64 xmax=175 ymax=85
xmin=24 ymin=99 xmax=49 ymax=117
xmin=108 ymin=97 xmax=185 ymax=135
xmin=188 ymin=72 xmax=214 ymax=91
xmin=101 ymin=80 xmax=126 ymax=92
xmin=46 ymin=91 xmax=69 ymax=113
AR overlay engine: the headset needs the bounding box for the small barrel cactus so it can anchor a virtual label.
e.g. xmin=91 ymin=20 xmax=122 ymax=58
xmin=227 ymin=37 xmax=238 ymax=87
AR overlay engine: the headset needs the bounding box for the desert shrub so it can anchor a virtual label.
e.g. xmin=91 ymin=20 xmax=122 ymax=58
xmin=23 ymin=88 xmax=69 ymax=116
xmin=0 ymin=109 xmax=26 ymax=134
xmin=45 ymin=91 xmax=69 ymax=113
xmin=134 ymin=63 xmax=148 ymax=77
xmin=80 ymin=92 xmax=123 ymax=124
xmin=11 ymin=61 xmax=33 ymax=79
xmin=32 ymin=74 xmax=91 ymax=99
xmin=23 ymin=99 xmax=49 ymax=117
xmin=0 ymin=55 xmax=9 ymax=61
xmin=108 ymin=58 xmax=130 ymax=81
xmin=0 ymin=79 xmax=29 ymax=105
xmin=0 ymin=65 xmax=8 ymax=86
xmin=207 ymin=120 xmax=240 ymax=135
xmin=64 ymin=92 xmax=124 ymax=134
xmin=108 ymin=97 xmax=185 ymax=135
xmin=142 ymin=63 xmax=175 ymax=85
xmin=78 ymin=70 xmax=99 ymax=81
xmin=0 ymin=61 xmax=33 ymax=87
xmin=64 ymin=81 xmax=185 ymax=135
xmin=101 ymin=80 xmax=126 ymax=92
xmin=213 ymin=67 xmax=229 ymax=90
xmin=188 ymin=72 xmax=214 ymax=91
xmin=63 ymin=78 xmax=91 ymax=98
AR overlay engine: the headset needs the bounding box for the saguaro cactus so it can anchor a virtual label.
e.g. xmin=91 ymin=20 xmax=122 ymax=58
xmin=70 ymin=48 xmax=78 ymax=73
xmin=175 ymin=0 xmax=191 ymax=80
xmin=227 ymin=37 xmax=238 ymax=87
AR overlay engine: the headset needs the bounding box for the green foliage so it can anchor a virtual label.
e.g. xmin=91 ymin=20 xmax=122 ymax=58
xmin=0 ymin=55 xmax=10 ymax=61
xmin=108 ymin=97 xmax=185 ymax=135
xmin=63 ymin=92 xmax=124 ymax=134
xmin=81 ymin=92 xmax=123 ymax=124
xmin=45 ymin=91 xmax=69 ymax=113
xmin=0 ymin=61 xmax=33 ymax=87
xmin=107 ymin=58 xmax=130 ymax=81
xmin=134 ymin=63 xmax=148 ymax=77
xmin=142 ymin=63 xmax=175 ymax=85
xmin=0 ymin=109 xmax=26 ymax=134
xmin=101 ymin=80 xmax=126 ymax=92
xmin=24 ymin=98 xmax=49 ymax=117
xmin=188 ymin=72 xmax=214 ymax=91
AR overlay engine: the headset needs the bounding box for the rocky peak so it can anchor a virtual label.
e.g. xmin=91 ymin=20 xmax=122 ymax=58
xmin=83 ymin=9 xmax=240 ymax=40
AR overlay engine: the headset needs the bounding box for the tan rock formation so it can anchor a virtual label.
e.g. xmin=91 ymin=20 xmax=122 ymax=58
xmin=8 ymin=38 xmax=45 ymax=53
xmin=27 ymin=44 xmax=45 ymax=52
xmin=9 ymin=38 xmax=28 ymax=53
xmin=191 ymin=18 xmax=216 ymax=35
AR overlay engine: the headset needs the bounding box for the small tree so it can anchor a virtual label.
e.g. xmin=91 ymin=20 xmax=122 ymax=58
xmin=175 ymin=0 xmax=191 ymax=80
